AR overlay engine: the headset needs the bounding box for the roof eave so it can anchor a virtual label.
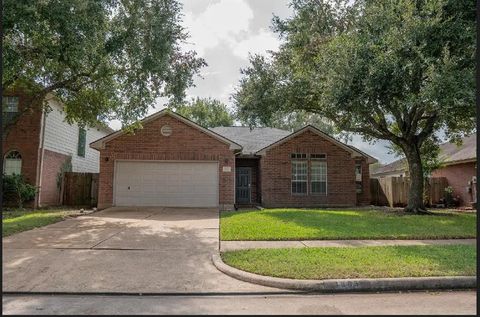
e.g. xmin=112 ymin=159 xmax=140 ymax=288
xmin=89 ymin=109 xmax=243 ymax=152
xmin=255 ymin=125 xmax=377 ymax=162
xmin=442 ymin=158 xmax=476 ymax=166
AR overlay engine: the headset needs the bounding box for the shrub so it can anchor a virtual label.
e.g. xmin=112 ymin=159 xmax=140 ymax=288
xmin=3 ymin=174 xmax=36 ymax=208
xmin=443 ymin=186 xmax=457 ymax=207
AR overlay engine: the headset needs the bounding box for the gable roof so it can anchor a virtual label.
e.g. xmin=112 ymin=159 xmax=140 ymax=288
xmin=209 ymin=126 xmax=291 ymax=154
xmin=252 ymin=125 xmax=377 ymax=163
xmin=90 ymin=109 xmax=378 ymax=163
xmin=90 ymin=109 xmax=242 ymax=151
xmin=437 ymin=134 xmax=476 ymax=164
xmin=370 ymin=134 xmax=476 ymax=176
xmin=370 ymin=159 xmax=408 ymax=176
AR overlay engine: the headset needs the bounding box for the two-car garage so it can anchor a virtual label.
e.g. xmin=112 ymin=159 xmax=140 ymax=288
xmin=114 ymin=161 xmax=219 ymax=207
xmin=91 ymin=109 xmax=241 ymax=210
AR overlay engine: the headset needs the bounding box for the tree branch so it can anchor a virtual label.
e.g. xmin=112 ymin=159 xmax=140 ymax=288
xmin=417 ymin=113 xmax=438 ymax=145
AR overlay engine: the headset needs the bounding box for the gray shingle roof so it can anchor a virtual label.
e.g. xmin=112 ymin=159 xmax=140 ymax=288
xmin=210 ymin=126 xmax=291 ymax=154
xmin=210 ymin=126 xmax=378 ymax=163
xmin=438 ymin=134 xmax=476 ymax=163
xmin=371 ymin=134 xmax=476 ymax=176
xmin=370 ymin=158 xmax=407 ymax=176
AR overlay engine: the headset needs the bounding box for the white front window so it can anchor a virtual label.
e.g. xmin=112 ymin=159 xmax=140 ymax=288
xmin=311 ymin=161 xmax=327 ymax=194
xmin=4 ymin=150 xmax=22 ymax=175
xmin=291 ymin=161 xmax=308 ymax=194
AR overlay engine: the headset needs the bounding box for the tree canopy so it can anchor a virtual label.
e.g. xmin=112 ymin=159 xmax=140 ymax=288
xmin=3 ymin=0 xmax=205 ymax=128
xmin=172 ymin=97 xmax=234 ymax=128
xmin=233 ymin=0 xmax=475 ymax=212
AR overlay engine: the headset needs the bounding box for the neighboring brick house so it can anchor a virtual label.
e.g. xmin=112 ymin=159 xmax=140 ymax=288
xmin=2 ymin=89 xmax=112 ymax=207
xmin=370 ymin=135 xmax=476 ymax=206
xmin=90 ymin=109 xmax=377 ymax=210
xmin=430 ymin=135 xmax=476 ymax=206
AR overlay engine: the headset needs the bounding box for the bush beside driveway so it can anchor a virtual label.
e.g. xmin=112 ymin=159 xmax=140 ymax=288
xmin=220 ymin=208 xmax=476 ymax=241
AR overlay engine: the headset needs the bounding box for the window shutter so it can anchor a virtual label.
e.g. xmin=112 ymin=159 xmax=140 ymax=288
xmin=77 ymin=128 xmax=86 ymax=157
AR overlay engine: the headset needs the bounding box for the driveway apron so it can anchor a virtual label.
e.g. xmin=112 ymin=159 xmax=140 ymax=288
xmin=2 ymin=207 xmax=278 ymax=293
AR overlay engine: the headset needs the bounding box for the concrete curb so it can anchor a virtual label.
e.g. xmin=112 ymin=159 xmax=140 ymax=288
xmin=212 ymin=254 xmax=476 ymax=292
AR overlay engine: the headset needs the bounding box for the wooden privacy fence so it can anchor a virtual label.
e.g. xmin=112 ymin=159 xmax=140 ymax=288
xmin=61 ymin=172 xmax=99 ymax=207
xmin=370 ymin=176 xmax=448 ymax=207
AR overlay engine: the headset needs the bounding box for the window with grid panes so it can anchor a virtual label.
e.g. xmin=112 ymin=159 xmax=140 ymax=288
xmin=291 ymin=161 xmax=308 ymax=194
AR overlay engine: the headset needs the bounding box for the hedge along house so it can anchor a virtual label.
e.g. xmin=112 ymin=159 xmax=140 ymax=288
xmin=91 ymin=109 xmax=377 ymax=210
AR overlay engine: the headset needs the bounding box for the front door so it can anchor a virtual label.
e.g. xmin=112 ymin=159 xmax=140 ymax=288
xmin=236 ymin=167 xmax=251 ymax=203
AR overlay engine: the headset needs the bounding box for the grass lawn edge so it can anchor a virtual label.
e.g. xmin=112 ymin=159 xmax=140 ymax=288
xmin=2 ymin=208 xmax=89 ymax=237
xmin=220 ymin=245 xmax=476 ymax=280
xmin=212 ymin=253 xmax=476 ymax=292
xmin=220 ymin=208 xmax=476 ymax=241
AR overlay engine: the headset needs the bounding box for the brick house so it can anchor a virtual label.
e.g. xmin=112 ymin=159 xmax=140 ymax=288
xmin=2 ymin=89 xmax=112 ymax=207
xmin=90 ymin=109 xmax=377 ymax=210
xmin=430 ymin=135 xmax=476 ymax=206
xmin=370 ymin=134 xmax=476 ymax=206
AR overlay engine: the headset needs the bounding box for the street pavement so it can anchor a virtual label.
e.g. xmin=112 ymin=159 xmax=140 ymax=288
xmin=2 ymin=291 xmax=476 ymax=315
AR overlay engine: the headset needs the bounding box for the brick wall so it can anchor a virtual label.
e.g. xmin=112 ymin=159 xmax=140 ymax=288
xmin=260 ymin=130 xmax=363 ymax=207
xmin=356 ymin=158 xmax=371 ymax=205
xmin=431 ymin=162 xmax=476 ymax=206
xmin=97 ymin=114 xmax=235 ymax=209
xmin=39 ymin=149 xmax=70 ymax=206
xmin=2 ymin=90 xmax=43 ymax=206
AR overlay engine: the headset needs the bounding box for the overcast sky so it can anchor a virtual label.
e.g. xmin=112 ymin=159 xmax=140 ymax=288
xmin=108 ymin=0 xmax=398 ymax=164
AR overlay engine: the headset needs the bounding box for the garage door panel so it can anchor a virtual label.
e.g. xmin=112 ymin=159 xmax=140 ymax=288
xmin=114 ymin=161 xmax=218 ymax=207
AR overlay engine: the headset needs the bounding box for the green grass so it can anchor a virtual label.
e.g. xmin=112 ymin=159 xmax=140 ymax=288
xmin=220 ymin=209 xmax=476 ymax=240
xmin=222 ymin=245 xmax=477 ymax=279
xmin=2 ymin=208 xmax=80 ymax=237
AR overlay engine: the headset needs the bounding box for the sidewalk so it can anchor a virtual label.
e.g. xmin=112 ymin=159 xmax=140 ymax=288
xmin=220 ymin=238 xmax=476 ymax=252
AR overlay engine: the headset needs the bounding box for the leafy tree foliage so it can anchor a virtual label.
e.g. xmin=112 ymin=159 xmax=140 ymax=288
xmin=3 ymin=0 xmax=205 ymax=129
xmin=233 ymin=54 xmax=351 ymax=141
xmin=233 ymin=0 xmax=475 ymax=212
xmin=173 ymin=97 xmax=234 ymax=128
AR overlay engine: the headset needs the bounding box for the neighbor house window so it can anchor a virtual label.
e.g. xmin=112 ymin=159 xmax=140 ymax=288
xmin=311 ymin=161 xmax=327 ymax=194
xmin=4 ymin=150 xmax=22 ymax=175
xmin=77 ymin=128 xmax=86 ymax=157
xmin=3 ymin=96 xmax=18 ymax=112
xmin=2 ymin=96 xmax=19 ymax=126
xmin=291 ymin=161 xmax=308 ymax=194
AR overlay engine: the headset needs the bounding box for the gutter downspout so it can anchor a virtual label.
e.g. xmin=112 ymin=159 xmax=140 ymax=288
xmin=35 ymin=108 xmax=47 ymax=208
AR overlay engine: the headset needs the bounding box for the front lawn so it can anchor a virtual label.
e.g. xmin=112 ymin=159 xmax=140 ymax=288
xmin=2 ymin=208 xmax=82 ymax=237
xmin=220 ymin=208 xmax=476 ymax=240
xmin=222 ymin=245 xmax=476 ymax=279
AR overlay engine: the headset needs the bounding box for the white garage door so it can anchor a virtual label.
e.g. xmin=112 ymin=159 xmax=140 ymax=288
xmin=114 ymin=161 xmax=219 ymax=207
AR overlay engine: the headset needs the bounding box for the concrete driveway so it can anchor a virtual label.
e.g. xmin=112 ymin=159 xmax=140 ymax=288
xmin=3 ymin=207 xmax=278 ymax=293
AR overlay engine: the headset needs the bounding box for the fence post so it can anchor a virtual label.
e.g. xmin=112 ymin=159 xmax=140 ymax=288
xmin=59 ymin=172 xmax=65 ymax=205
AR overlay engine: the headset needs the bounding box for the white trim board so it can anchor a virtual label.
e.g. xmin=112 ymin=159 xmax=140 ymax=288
xmin=90 ymin=109 xmax=242 ymax=151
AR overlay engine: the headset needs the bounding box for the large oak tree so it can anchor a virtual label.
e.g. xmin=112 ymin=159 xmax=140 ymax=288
xmin=2 ymin=0 xmax=205 ymax=130
xmin=233 ymin=0 xmax=475 ymax=213
xmin=172 ymin=97 xmax=234 ymax=128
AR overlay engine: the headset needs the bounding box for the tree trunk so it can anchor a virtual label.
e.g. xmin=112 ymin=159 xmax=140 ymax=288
xmin=404 ymin=143 xmax=428 ymax=213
